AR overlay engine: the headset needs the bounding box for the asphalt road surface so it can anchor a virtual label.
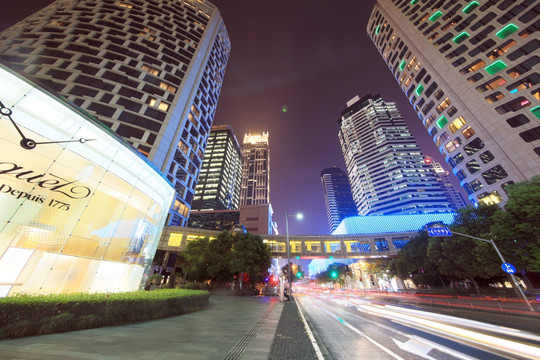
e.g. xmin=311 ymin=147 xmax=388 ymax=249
xmin=296 ymin=288 xmax=540 ymax=360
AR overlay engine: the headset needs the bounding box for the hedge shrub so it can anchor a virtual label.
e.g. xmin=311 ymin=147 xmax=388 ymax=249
xmin=0 ymin=289 xmax=209 ymax=339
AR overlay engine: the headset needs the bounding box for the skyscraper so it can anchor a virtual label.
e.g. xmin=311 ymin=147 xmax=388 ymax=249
xmin=425 ymin=157 xmax=468 ymax=210
xmin=0 ymin=0 xmax=231 ymax=227
xmin=320 ymin=167 xmax=358 ymax=233
xmin=240 ymin=132 xmax=271 ymax=206
xmin=367 ymin=0 xmax=540 ymax=206
xmin=338 ymin=94 xmax=454 ymax=215
xmin=192 ymin=124 xmax=242 ymax=211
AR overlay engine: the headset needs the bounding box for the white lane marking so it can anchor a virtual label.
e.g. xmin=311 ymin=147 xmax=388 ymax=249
xmin=295 ymin=298 xmax=325 ymax=360
xmin=392 ymin=338 xmax=436 ymax=360
xmin=316 ymin=295 xmax=477 ymax=360
xmin=303 ymin=297 xmax=405 ymax=360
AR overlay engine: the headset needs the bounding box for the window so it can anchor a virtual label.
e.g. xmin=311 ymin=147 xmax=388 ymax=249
xmin=436 ymin=97 xmax=451 ymax=113
xmin=476 ymin=76 xmax=507 ymax=92
xmin=506 ymin=71 xmax=539 ymax=92
xmin=448 ymin=116 xmax=467 ymax=133
xmin=436 ymin=131 xmax=449 ymax=146
xmin=519 ymin=126 xmax=540 ymax=142
xmin=496 ymin=23 xmax=519 ymax=39
xmin=456 ymin=169 xmax=467 ymax=181
xmin=445 ymin=137 xmax=462 ymax=152
xmin=437 ymin=115 xmax=448 ymax=129
xmin=485 ymin=60 xmax=508 ymax=75
xmin=501 ymin=181 xmax=515 ymax=195
xmin=463 ymin=1 xmax=480 ymax=14
xmin=470 ymin=179 xmax=484 ymax=192
xmin=142 ymin=64 xmax=160 ymax=76
xmin=506 ymin=114 xmax=530 ymax=127
xmin=487 ymin=40 xmax=517 ymax=60
xmin=462 ymin=125 xmax=475 ymax=138
xmin=454 ymin=152 xmax=465 ymax=164
xmin=447 ymin=106 xmax=458 ymax=117
xmin=507 ymin=39 xmax=540 ymax=61
xmin=460 ymin=59 xmax=486 ymax=74
xmin=495 ymin=96 xmax=531 ymax=114
xmin=482 ymin=165 xmax=508 ymax=184
xmin=485 ymin=91 xmax=505 ymax=103
xmin=464 ymin=137 xmax=484 ymax=155
xmin=467 ymin=73 xmax=484 ymax=83
xmin=466 ymin=159 xmax=481 ymax=173
xmin=480 ymin=150 xmax=495 ymax=163
xmin=425 ymin=113 xmax=437 ymax=127
xmin=434 ymin=90 xmax=444 ymax=100
xmin=478 ymin=191 xmax=503 ymax=205
xmin=425 ymin=82 xmax=438 ymax=97
xmin=454 ymin=32 xmax=470 ymax=44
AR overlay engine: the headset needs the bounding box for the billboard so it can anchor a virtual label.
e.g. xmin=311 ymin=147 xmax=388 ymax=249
xmin=0 ymin=64 xmax=175 ymax=296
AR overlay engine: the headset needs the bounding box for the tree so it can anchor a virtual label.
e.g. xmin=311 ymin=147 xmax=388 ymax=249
xmin=315 ymin=263 xmax=350 ymax=285
xmin=427 ymin=205 xmax=501 ymax=293
xmin=229 ymin=232 xmax=272 ymax=287
xmin=182 ymin=237 xmax=210 ymax=282
xmin=491 ymin=176 xmax=540 ymax=272
xmin=390 ymin=231 xmax=444 ymax=287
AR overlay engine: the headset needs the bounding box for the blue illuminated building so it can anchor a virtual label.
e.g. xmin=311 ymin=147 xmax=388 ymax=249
xmin=332 ymin=213 xmax=456 ymax=235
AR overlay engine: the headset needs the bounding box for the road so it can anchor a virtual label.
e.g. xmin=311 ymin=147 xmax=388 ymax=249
xmin=295 ymin=288 xmax=540 ymax=360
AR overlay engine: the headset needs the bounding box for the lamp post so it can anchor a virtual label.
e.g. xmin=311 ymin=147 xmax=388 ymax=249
xmin=285 ymin=212 xmax=303 ymax=296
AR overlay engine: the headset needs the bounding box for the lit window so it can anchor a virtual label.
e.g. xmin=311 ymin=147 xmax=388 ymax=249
xmin=159 ymin=82 xmax=177 ymax=93
xmin=436 ymin=131 xmax=449 ymax=146
xmin=415 ymin=84 xmax=424 ymax=96
xmin=487 ymin=40 xmax=517 ymax=60
xmin=476 ymin=76 xmax=507 ymax=92
xmin=496 ymin=24 xmax=519 ymax=39
xmin=449 ymin=116 xmax=466 ymax=133
xmin=480 ymin=150 xmax=494 ymax=163
xmin=436 ymin=97 xmax=451 ymax=113
xmin=464 ymin=137 xmax=484 ymax=155
xmin=429 ymin=11 xmax=443 ymax=22
xmin=462 ymin=1 xmax=479 ymax=14
xmin=115 ymin=1 xmax=133 ymax=8
xmin=445 ymin=137 xmax=462 ymax=152
xmin=453 ymin=32 xmax=470 ymax=44
xmin=142 ymin=65 xmax=160 ymax=76
xmin=407 ymin=56 xmax=417 ymax=70
xmin=158 ymin=102 xmax=169 ymax=111
xmin=147 ymin=97 xmax=157 ymax=106
xmin=478 ymin=191 xmax=503 ymax=205
xmin=399 ymin=60 xmax=406 ymax=71
xmin=485 ymin=60 xmax=507 ymax=75
xmin=436 ymin=115 xmax=448 ymax=129
xmin=485 ymin=92 xmax=505 ymax=104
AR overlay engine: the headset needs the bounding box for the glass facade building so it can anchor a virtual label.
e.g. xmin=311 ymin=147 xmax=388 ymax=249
xmin=240 ymin=132 xmax=271 ymax=206
xmin=320 ymin=167 xmax=358 ymax=233
xmin=192 ymin=125 xmax=242 ymax=211
xmin=0 ymin=64 xmax=174 ymax=297
xmin=0 ymin=0 xmax=231 ymax=227
xmin=368 ymin=0 xmax=540 ymax=206
xmin=338 ymin=94 xmax=454 ymax=215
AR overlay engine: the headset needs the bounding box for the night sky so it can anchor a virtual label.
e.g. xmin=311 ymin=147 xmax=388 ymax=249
xmin=2 ymin=0 xmax=465 ymax=235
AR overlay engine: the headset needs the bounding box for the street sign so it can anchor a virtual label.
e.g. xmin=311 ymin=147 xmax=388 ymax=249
xmin=427 ymin=227 xmax=452 ymax=237
xmin=501 ymin=263 xmax=516 ymax=274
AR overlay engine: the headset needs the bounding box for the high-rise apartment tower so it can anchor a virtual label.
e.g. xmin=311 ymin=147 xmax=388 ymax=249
xmin=0 ymin=0 xmax=231 ymax=226
xmin=192 ymin=124 xmax=242 ymax=211
xmin=425 ymin=157 xmax=468 ymax=210
xmin=339 ymin=94 xmax=454 ymax=215
xmin=321 ymin=167 xmax=358 ymax=233
xmin=240 ymin=132 xmax=270 ymax=205
xmin=368 ymin=0 xmax=540 ymax=206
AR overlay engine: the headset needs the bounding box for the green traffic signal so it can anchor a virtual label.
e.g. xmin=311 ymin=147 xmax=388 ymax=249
xmin=296 ymin=271 xmax=303 ymax=278
xmin=330 ymin=271 xmax=338 ymax=279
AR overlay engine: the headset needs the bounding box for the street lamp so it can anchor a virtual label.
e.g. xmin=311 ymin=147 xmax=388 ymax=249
xmin=429 ymin=227 xmax=534 ymax=312
xmin=285 ymin=212 xmax=303 ymax=296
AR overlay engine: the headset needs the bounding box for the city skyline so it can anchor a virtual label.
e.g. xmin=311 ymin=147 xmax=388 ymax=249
xmin=2 ymin=0 xmax=469 ymax=235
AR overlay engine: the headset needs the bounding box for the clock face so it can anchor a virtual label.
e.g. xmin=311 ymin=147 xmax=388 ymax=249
xmin=0 ymin=64 xmax=175 ymax=297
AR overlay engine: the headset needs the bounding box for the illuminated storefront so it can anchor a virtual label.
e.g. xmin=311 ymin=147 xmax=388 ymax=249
xmin=0 ymin=64 xmax=175 ymax=297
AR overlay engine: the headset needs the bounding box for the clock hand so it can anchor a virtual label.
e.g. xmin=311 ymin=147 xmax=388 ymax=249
xmin=0 ymin=102 xmax=29 ymax=141
xmin=33 ymin=138 xmax=95 ymax=145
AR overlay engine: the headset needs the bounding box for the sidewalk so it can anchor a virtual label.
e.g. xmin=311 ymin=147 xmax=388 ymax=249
xmin=0 ymin=295 xmax=318 ymax=360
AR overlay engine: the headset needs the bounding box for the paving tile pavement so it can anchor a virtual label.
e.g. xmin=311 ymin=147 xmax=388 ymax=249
xmin=0 ymin=295 xmax=286 ymax=360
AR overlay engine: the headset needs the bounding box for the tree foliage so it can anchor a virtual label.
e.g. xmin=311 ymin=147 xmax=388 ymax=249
xmin=181 ymin=231 xmax=271 ymax=286
xmin=491 ymin=176 xmax=540 ymax=272
xmin=314 ymin=263 xmax=350 ymax=285
xmin=390 ymin=231 xmax=443 ymax=287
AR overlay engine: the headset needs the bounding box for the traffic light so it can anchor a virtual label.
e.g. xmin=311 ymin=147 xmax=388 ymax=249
xmin=330 ymin=271 xmax=338 ymax=279
xmin=296 ymin=271 xmax=303 ymax=278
